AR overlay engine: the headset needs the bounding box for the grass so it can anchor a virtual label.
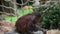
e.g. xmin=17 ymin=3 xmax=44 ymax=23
xmin=4 ymin=7 xmax=33 ymax=24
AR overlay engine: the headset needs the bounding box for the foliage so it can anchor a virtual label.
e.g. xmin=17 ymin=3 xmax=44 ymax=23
xmin=38 ymin=5 xmax=60 ymax=30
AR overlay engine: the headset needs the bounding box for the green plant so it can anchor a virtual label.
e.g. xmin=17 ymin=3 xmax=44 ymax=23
xmin=37 ymin=5 xmax=60 ymax=30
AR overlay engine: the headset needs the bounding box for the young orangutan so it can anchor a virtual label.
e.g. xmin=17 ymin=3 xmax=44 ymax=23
xmin=15 ymin=12 xmax=46 ymax=34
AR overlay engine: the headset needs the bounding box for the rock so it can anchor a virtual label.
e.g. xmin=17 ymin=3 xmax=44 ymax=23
xmin=0 ymin=20 xmax=15 ymax=32
xmin=4 ymin=32 xmax=19 ymax=34
xmin=33 ymin=31 xmax=43 ymax=34
xmin=0 ymin=31 xmax=4 ymax=34
xmin=47 ymin=30 xmax=60 ymax=34
xmin=23 ymin=6 xmax=33 ymax=10
xmin=33 ymin=0 xmax=40 ymax=8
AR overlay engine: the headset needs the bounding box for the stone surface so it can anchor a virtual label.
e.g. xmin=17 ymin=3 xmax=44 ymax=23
xmin=33 ymin=31 xmax=43 ymax=34
xmin=0 ymin=31 xmax=4 ymax=34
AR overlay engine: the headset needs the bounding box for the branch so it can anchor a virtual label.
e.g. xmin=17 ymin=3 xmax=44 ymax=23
xmin=0 ymin=5 xmax=14 ymax=10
